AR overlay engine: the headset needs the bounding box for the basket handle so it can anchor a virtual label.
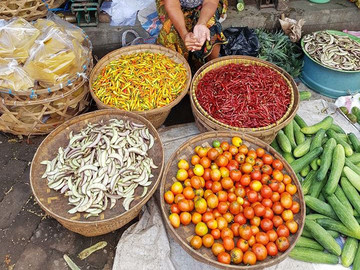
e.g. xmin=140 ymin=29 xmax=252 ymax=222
xmin=121 ymin=30 xmax=145 ymax=47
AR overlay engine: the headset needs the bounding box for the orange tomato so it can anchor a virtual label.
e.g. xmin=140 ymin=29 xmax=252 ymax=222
xmin=169 ymin=213 xmax=180 ymax=228
xmin=170 ymin=204 xmax=180 ymax=214
xmin=216 ymin=155 xmax=229 ymax=167
xmin=223 ymin=151 xmax=233 ymax=161
xmin=216 ymin=217 xmax=228 ymax=230
xmin=241 ymin=163 xmax=253 ymax=174
xmin=178 ymin=159 xmax=190 ymax=170
xmin=281 ymin=210 xmax=294 ymax=222
xmin=229 ymin=201 xmax=241 ymax=215
xmin=192 ymin=212 xmax=202 ymax=224
xmin=250 ymin=180 xmax=262 ymax=192
xmin=171 ymin=182 xmax=183 ymax=195
xmin=255 ymin=232 xmax=269 ymax=245
xmin=239 ymin=144 xmax=249 ymax=155
xmin=211 ymin=169 xmax=222 ymax=181
xmin=221 ymin=228 xmax=234 ymax=240
xmin=243 ymin=251 xmax=257 ymax=265
xmin=290 ymin=201 xmax=300 ymax=214
xmin=286 ymin=220 xmax=298 ymax=234
xmin=250 ymin=216 xmax=261 ymax=227
xmin=256 ymin=148 xmax=265 ymax=158
xmin=198 ymin=147 xmax=209 ymax=158
xmin=267 ymin=229 xmax=278 ymax=242
xmin=174 ymin=194 xmax=185 ymax=204
xmin=231 ymin=223 xmax=241 ymax=237
xmin=237 ymin=238 xmax=249 ymax=252
xmin=190 ymin=235 xmax=202 ymax=249
xmin=207 ymin=148 xmax=219 ymax=161
xmin=248 ymin=235 xmax=256 ymax=246
xmin=219 ymin=167 xmax=230 ymax=178
xmin=252 ymin=243 xmax=268 ymax=261
xmin=193 ymin=164 xmax=204 ymax=176
xmin=207 ymin=194 xmax=219 ymax=209
xmin=204 ymin=189 xmax=213 ymax=199
xmin=195 ymin=198 xmax=207 ymax=214
xmin=190 ymin=176 xmax=202 ymax=189
xmin=180 ymin=212 xmax=191 ymax=225
xmin=202 ymin=234 xmax=215 ymax=248
xmin=207 ymin=219 xmax=218 ymax=230
xmin=229 ymin=145 xmax=239 ymax=156
xmin=230 ymin=248 xmax=243 ymax=264
xmin=211 ymin=181 xmax=223 ymax=193
xmin=202 ymin=212 xmax=215 ymax=223
xmin=211 ymin=228 xmax=221 ymax=240
xmin=223 ymin=212 xmax=234 ymax=223
xmin=212 ymin=243 xmax=225 ymax=256
xmin=178 ymin=199 xmax=191 ymax=212
xmin=262 ymin=154 xmax=273 ymax=165
xmin=184 ymin=178 xmax=191 ymax=187
xmin=239 ymin=225 xmax=253 ymax=240
xmin=195 ymin=222 xmax=208 ymax=236
xmin=223 ymin=236 xmax=235 ymax=251
xmin=221 ymin=141 xmax=230 ymax=151
xmin=217 ymin=190 xmax=228 ymax=202
xmin=286 ymin=184 xmax=297 ymax=195
xmin=203 ymin=168 xmax=211 ymax=181
xmin=251 ymin=225 xmax=260 ymax=235
xmin=221 ymin=177 xmax=234 ymax=190
xmin=280 ymin=194 xmax=293 ymax=209
xmin=191 ymin=155 xmax=201 ymax=165
xmin=273 ymin=170 xmax=284 ymax=182
xmin=164 ymin=191 xmax=174 ymax=204
xmin=283 ymin=174 xmax=292 ymax=185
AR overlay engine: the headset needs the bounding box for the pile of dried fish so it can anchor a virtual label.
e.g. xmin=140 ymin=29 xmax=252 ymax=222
xmin=41 ymin=119 xmax=157 ymax=218
xmin=303 ymin=31 xmax=360 ymax=71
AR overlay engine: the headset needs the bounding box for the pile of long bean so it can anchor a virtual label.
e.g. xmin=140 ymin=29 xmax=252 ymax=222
xmin=303 ymin=31 xmax=360 ymax=71
xmin=196 ymin=63 xmax=291 ymax=128
xmin=41 ymin=119 xmax=157 ymax=218
xmin=92 ymin=52 xmax=187 ymax=111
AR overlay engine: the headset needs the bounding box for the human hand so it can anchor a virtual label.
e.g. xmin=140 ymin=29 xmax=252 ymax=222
xmin=183 ymin=32 xmax=202 ymax=52
xmin=193 ymin=24 xmax=210 ymax=46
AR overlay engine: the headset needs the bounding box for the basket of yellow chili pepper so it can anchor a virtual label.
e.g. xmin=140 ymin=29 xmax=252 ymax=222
xmin=89 ymin=44 xmax=192 ymax=129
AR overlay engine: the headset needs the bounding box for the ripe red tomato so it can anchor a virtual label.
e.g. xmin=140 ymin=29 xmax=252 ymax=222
xmin=262 ymin=199 xmax=273 ymax=208
xmin=230 ymin=248 xmax=243 ymax=264
xmin=251 ymin=170 xmax=262 ymax=181
xmin=212 ymin=181 xmax=223 ymax=193
xmin=255 ymin=158 xmax=264 ymax=167
xmin=218 ymin=201 xmax=229 ymax=214
xmin=240 ymin=174 xmax=251 ymax=186
xmin=263 ymin=207 xmax=274 ymax=220
xmin=252 ymin=243 xmax=268 ymax=261
xmin=260 ymin=218 xmax=274 ymax=232
xmin=235 ymin=153 xmax=246 ymax=164
xmin=272 ymin=216 xmax=284 ymax=228
xmin=261 ymin=185 xmax=273 ymax=199
xmin=216 ymin=155 xmax=229 ymax=167
xmin=272 ymin=202 xmax=284 ymax=215
xmin=277 ymin=224 xmax=290 ymax=237
xmin=271 ymin=192 xmax=280 ymax=202
xmin=276 ymin=236 xmax=290 ymax=252
xmin=247 ymin=190 xmax=258 ymax=203
xmin=261 ymin=164 xmax=273 ymax=175
xmin=230 ymin=169 xmax=242 ymax=182
xmin=221 ymin=177 xmax=234 ymax=190
xmin=218 ymin=251 xmax=231 ymax=264
xmin=171 ymin=204 xmax=180 ymax=214
xmin=239 ymin=225 xmax=253 ymax=240
xmin=234 ymin=213 xmax=247 ymax=225
xmin=255 ymin=232 xmax=269 ymax=245
xmin=243 ymin=251 xmax=257 ymax=265
xmin=256 ymin=148 xmax=265 ymax=158
xmin=231 ymin=223 xmax=241 ymax=237
xmin=266 ymin=242 xmax=278 ymax=256
xmin=229 ymin=201 xmax=241 ymax=215
xmin=267 ymin=229 xmax=278 ymax=242
xmin=235 ymin=187 xmax=246 ymax=198
xmin=223 ymin=236 xmax=235 ymax=251
xmin=221 ymin=228 xmax=234 ymax=240
xmin=237 ymin=238 xmax=249 ymax=252
xmin=290 ymin=201 xmax=300 ymax=214
xmin=262 ymin=154 xmax=274 ymax=165
xmin=272 ymin=159 xmax=284 ymax=170
xmin=254 ymin=204 xmax=266 ymax=217
xmin=244 ymin=206 xmax=255 ymax=219
xmin=261 ymin=173 xmax=271 ymax=184
xmin=227 ymin=159 xmax=239 ymax=171
xmin=207 ymin=148 xmax=219 ymax=161
xmin=211 ymin=228 xmax=221 ymax=240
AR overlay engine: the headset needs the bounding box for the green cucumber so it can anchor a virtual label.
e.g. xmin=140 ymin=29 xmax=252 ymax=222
xmin=328 ymin=230 xmax=340 ymax=238
xmin=291 ymin=147 xmax=323 ymax=173
xmin=326 ymin=129 xmax=353 ymax=157
xmin=343 ymin=166 xmax=360 ymax=191
xmin=300 ymin=165 xmax=310 ymax=177
xmin=317 ymin=138 xmax=337 ymax=182
xmin=276 ymin=130 xmax=292 ymax=153
xmin=289 ymin=247 xmax=339 ymax=264
xmin=353 ymin=243 xmax=360 ymax=270
xmin=311 ymin=129 xmax=326 ymax=151
xmin=324 ymin=144 xmax=345 ymax=195
xmin=310 ymin=173 xmax=327 ymax=198
xmin=296 ymin=236 xmax=324 ymax=250
xmin=301 ymin=170 xmax=317 ymax=195
xmin=349 ymin=133 xmax=360 ymax=152
xmin=305 ymin=195 xmax=339 ymax=220
xmin=317 ymin=158 xmax=321 ymax=165
xmin=300 ymin=91 xmax=312 ymax=101
xmin=306 ymin=213 xmax=332 ymax=220
xmin=304 ymin=219 xmax=342 ymax=255
xmin=327 ymin=194 xmax=360 ymax=232
xmin=317 ymin=218 xmax=360 ymax=239
xmin=293 ymin=139 xmax=311 ymax=158
xmin=283 ymin=152 xmax=295 ymax=164
xmin=341 ymin=237 xmax=358 ymax=267
xmin=284 ymin=121 xmax=297 ymax=149
xmin=310 ymin=160 xmax=318 ymax=171
xmin=293 ymin=121 xmax=305 ymax=145
xmin=341 ymin=177 xmax=360 ymax=215
xmin=335 ymin=185 xmax=354 ymax=213
xmin=301 ymin=116 xmax=333 ymax=135
xmin=318 ymin=192 xmax=326 ymax=201
xmin=270 ymin=139 xmax=283 ymax=154
xmin=348 ymin=153 xmax=360 ymax=164
xmin=294 ymin=114 xmax=308 ymax=129
xmin=338 ymin=133 xmax=350 ymax=143
xmin=345 ymin=158 xmax=360 ymax=176
xmin=330 ymin=123 xmax=346 ymax=134
xmin=322 ymin=137 xmax=328 ymax=146
xmin=301 ymin=228 xmax=313 ymax=238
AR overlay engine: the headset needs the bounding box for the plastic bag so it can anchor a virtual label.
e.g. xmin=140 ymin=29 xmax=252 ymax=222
xmin=24 ymin=24 xmax=87 ymax=86
xmin=0 ymin=59 xmax=34 ymax=92
xmin=279 ymin=16 xmax=305 ymax=42
xmin=220 ymin=27 xmax=260 ymax=57
xmin=0 ymin=18 xmax=41 ymax=63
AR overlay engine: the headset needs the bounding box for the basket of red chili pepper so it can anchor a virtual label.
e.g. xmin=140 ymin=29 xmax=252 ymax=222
xmin=190 ymin=56 xmax=299 ymax=143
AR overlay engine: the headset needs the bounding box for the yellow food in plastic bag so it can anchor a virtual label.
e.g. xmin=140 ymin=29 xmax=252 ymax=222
xmin=0 ymin=18 xmax=40 ymax=63
xmin=0 ymin=59 xmax=34 ymax=92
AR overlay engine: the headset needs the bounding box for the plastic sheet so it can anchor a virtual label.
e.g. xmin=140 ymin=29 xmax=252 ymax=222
xmin=0 ymin=59 xmax=34 ymax=92
xmin=220 ymin=27 xmax=260 ymax=57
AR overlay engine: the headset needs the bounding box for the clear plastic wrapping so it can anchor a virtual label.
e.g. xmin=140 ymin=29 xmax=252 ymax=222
xmin=0 ymin=59 xmax=34 ymax=92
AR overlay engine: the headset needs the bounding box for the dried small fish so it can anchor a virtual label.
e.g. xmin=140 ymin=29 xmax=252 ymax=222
xmin=41 ymin=119 xmax=156 ymax=218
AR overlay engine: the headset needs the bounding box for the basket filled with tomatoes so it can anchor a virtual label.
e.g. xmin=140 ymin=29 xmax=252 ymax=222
xmin=160 ymin=131 xmax=305 ymax=269
xmin=190 ymin=56 xmax=300 ymax=144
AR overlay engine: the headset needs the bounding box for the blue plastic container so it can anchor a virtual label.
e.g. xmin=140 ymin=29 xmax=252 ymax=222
xmin=300 ymin=30 xmax=360 ymax=98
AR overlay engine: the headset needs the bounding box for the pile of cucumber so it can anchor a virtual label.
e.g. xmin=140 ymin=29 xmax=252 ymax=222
xmin=271 ymin=114 xmax=360 ymax=267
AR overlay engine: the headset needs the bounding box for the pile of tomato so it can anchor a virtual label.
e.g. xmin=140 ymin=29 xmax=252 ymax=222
xmin=164 ymin=137 xmax=300 ymax=266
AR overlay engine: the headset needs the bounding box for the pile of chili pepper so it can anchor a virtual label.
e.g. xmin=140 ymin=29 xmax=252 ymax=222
xmin=92 ymin=52 xmax=187 ymax=111
xmin=196 ymin=63 xmax=291 ymax=128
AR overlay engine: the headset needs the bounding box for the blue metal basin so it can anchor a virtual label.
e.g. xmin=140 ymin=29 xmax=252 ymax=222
xmin=300 ymin=30 xmax=360 ymax=98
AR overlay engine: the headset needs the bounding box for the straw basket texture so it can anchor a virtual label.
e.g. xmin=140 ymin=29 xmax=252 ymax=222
xmin=160 ymin=131 xmax=305 ymax=269
xmin=30 ymin=110 xmax=164 ymax=237
xmin=89 ymin=44 xmax=192 ymax=129
xmin=190 ymin=56 xmax=299 ymax=144
xmin=0 ymin=0 xmax=66 ymax=21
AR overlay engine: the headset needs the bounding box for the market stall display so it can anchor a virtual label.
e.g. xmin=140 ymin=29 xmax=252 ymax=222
xmin=300 ymin=30 xmax=360 ymax=98
xmin=160 ymin=131 xmax=305 ymax=269
xmin=30 ymin=109 xmax=164 ymax=236
xmin=89 ymin=44 xmax=191 ymax=129
xmin=0 ymin=14 xmax=93 ymax=135
xmin=190 ymin=56 xmax=299 ymax=144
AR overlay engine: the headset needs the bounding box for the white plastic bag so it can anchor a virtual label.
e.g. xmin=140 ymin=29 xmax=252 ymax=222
xmin=0 ymin=59 xmax=34 ymax=92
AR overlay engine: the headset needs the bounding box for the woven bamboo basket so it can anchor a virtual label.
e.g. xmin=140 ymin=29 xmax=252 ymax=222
xmin=190 ymin=56 xmax=299 ymax=144
xmin=30 ymin=109 xmax=164 ymax=237
xmin=160 ymin=131 xmax=305 ymax=269
xmin=89 ymin=44 xmax=192 ymax=129
xmin=0 ymin=0 xmax=66 ymax=21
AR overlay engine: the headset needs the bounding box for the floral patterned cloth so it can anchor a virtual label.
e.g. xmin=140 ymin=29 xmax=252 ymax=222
xmin=156 ymin=0 xmax=228 ymax=62
xmin=179 ymin=0 xmax=203 ymax=8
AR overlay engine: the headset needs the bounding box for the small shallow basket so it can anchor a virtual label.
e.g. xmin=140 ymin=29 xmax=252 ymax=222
xmin=190 ymin=56 xmax=299 ymax=143
xmin=160 ymin=131 xmax=305 ymax=270
xmin=89 ymin=44 xmax=192 ymax=129
xmin=30 ymin=109 xmax=164 ymax=237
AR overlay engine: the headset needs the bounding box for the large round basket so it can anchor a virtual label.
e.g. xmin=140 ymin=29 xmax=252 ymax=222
xmin=89 ymin=44 xmax=192 ymax=129
xmin=0 ymin=0 xmax=66 ymax=21
xmin=190 ymin=56 xmax=299 ymax=144
xmin=160 ymin=131 xmax=305 ymax=269
xmin=30 ymin=109 xmax=164 ymax=237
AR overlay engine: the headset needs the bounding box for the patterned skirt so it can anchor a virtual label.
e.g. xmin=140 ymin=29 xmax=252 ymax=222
xmin=156 ymin=0 xmax=228 ymax=62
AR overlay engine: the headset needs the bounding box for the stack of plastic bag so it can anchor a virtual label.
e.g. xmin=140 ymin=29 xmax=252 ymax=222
xmin=0 ymin=59 xmax=34 ymax=92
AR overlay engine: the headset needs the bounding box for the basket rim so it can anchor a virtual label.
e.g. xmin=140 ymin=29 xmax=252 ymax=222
xmin=190 ymin=55 xmax=296 ymax=131
xmin=159 ymin=130 xmax=305 ymax=270
xmin=88 ymin=44 xmax=192 ymax=115
xmin=29 ymin=109 xmax=165 ymax=225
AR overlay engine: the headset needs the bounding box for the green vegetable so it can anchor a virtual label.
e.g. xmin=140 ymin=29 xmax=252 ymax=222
xmin=284 ymin=121 xmax=297 ymax=149
xmin=301 ymin=170 xmax=317 ymax=195
xmin=341 ymin=177 xmax=360 ymax=215
xmin=348 ymin=153 xmax=360 ymax=164
xmin=301 ymin=228 xmax=313 ymax=238
xmin=310 ymin=160 xmax=318 ymax=171
xmin=317 ymin=138 xmax=337 ymax=181
xmin=316 ymin=158 xmax=321 ymax=166
xmin=300 ymin=91 xmax=312 ymax=101
xmin=310 ymin=172 xmax=327 ymax=198
xmin=304 ymin=219 xmax=342 ymax=255
xmin=327 ymin=129 xmax=353 ymax=157
xmin=348 ymin=113 xmax=358 ymax=123
xmin=291 ymin=147 xmax=323 ymax=173
xmin=323 ymin=144 xmax=345 ymax=195
xmin=327 ymin=194 xmax=360 ymax=232
xmin=294 ymin=114 xmax=308 ymax=129
xmin=304 ymin=195 xmax=339 ymax=220
xmin=335 ymin=185 xmax=354 ymax=213
xmin=353 ymin=243 xmax=360 ymax=269
xmin=341 ymin=237 xmax=358 ymax=267
xmin=283 ymin=152 xmax=295 ymax=164
xmin=349 ymin=133 xmax=360 ymax=152
xmin=293 ymin=139 xmax=311 ymax=158
xmin=311 ymin=129 xmax=326 ymax=151
xmin=306 ymin=213 xmax=333 ymax=220
xmin=63 ymin=255 xmax=80 ymax=270
xmin=338 ymin=133 xmax=350 ymax=143
xmin=317 ymin=218 xmax=360 ymax=239
xmin=300 ymin=165 xmax=311 ymax=177
xmin=270 ymin=139 xmax=282 ymax=154
xmin=276 ymin=130 xmax=292 ymax=153
xmin=318 ymin=192 xmax=326 ymax=201
xmin=343 ymin=166 xmax=360 ymax=191
xmin=301 ymin=116 xmax=333 ymax=135
xmin=289 ymin=247 xmax=339 ymax=264
xmin=330 ymin=123 xmax=346 ymax=134
xmin=340 ymin=106 xmax=349 ymax=115
xmin=293 ymin=120 xmax=306 ymax=146
xmin=296 ymin=236 xmax=324 ymax=250
xmin=328 ymin=230 xmax=340 ymax=238
xmin=352 ymin=106 xmax=360 ymax=116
